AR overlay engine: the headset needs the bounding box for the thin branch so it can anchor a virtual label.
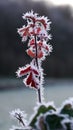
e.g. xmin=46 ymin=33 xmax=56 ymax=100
xmin=15 ymin=113 xmax=25 ymax=126
xmin=34 ymin=34 xmax=41 ymax=103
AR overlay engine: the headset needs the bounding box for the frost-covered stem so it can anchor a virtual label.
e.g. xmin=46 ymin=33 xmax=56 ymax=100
xmin=38 ymin=88 xmax=41 ymax=103
xmin=20 ymin=119 xmax=25 ymax=127
xmin=34 ymin=34 xmax=38 ymax=67
xmin=34 ymin=34 xmax=41 ymax=103
xmin=15 ymin=113 xmax=25 ymax=127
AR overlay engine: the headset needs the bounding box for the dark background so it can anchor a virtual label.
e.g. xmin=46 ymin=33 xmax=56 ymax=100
xmin=0 ymin=0 xmax=73 ymax=78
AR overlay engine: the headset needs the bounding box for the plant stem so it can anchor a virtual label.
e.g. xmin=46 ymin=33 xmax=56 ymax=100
xmin=34 ymin=34 xmax=41 ymax=103
xmin=38 ymin=87 xmax=41 ymax=103
xmin=15 ymin=113 xmax=25 ymax=126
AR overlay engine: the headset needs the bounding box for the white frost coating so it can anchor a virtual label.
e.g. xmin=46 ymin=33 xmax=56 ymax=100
xmin=10 ymin=125 xmax=23 ymax=130
xmin=61 ymin=118 xmax=73 ymax=130
xmin=61 ymin=118 xmax=71 ymax=130
xmin=37 ymin=15 xmax=51 ymax=30
xmin=44 ymin=109 xmax=68 ymax=119
xmin=16 ymin=64 xmax=30 ymax=77
xmin=18 ymin=25 xmax=32 ymax=42
xmin=70 ymin=120 xmax=73 ymax=130
xmin=30 ymin=60 xmax=40 ymax=89
xmin=22 ymin=10 xmax=38 ymax=20
xmin=28 ymin=103 xmax=45 ymax=125
xmin=22 ymin=36 xmax=28 ymax=42
xmin=10 ymin=10 xmax=53 ymax=130
xmin=17 ymin=25 xmax=25 ymax=34
xmin=44 ymin=111 xmax=68 ymax=130
xmin=30 ymin=59 xmax=39 ymax=73
xmin=17 ymin=26 xmax=28 ymax=42
xmin=43 ymin=41 xmax=53 ymax=54
xmin=62 ymin=97 xmax=73 ymax=107
xmin=23 ymin=73 xmax=40 ymax=90
xmin=58 ymin=97 xmax=73 ymax=113
xmin=48 ymin=34 xmax=52 ymax=40
xmin=10 ymin=108 xmax=27 ymax=118
xmin=21 ymin=60 xmax=41 ymax=89
xmin=38 ymin=61 xmax=44 ymax=102
xmin=10 ymin=126 xmax=32 ymax=130
xmin=10 ymin=109 xmax=27 ymax=126
xmin=19 ymin=10 xmax=52 ymax=43
xmin=29 ymin=27 xmax=33 ymax=33
xmin=29 ymin=100 xmax=56 ymax=125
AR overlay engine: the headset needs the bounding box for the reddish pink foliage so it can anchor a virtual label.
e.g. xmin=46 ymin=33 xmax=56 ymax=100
xmin=36 ymin=19 xmax=47 ymax=29
xmin=27 ymin=49 xmax=43 ymax=58
xmin=29 ymin=39 xmax=35 ymax=46
xmin=17 ymin=11 xmax=52 ymax=90
xmin=26 ymin=16 xmax=36 ymax=23
xmin=26 ymin=72 xmax=38 ymax=89
xmin=17 ymin=64 xmax=39 ymax=89
xmin=20 ymin=66 xmax=31 ymax=76
xmin=27 ymin=40 xmax=49 ymax=58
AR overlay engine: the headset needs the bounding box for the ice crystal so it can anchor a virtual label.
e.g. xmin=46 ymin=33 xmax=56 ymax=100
xmin=10 ymin=109 xmax=27 ymax=126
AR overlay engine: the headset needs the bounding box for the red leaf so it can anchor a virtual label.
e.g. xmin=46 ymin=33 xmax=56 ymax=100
xmin=27 ymin=48 xmax=44 ymax=59
xmin=32 ymin=69 xmax=39 ymax=75
xmin=31 ymin=79 xmax=38 ymax=89
xmin=36 ymin=19 xmax=47 ymax=29
xmin=26 ymin=72 xmax=32 ymax=85
xmin=37 ymin=51 xmax=43 ymax=58
xmin=29 ymin=39 xmax=35 ymax=46
xmin=20 ymin=66 xmax=31 ymax=76
xmin=38 ymin=42 xmax=49 ymax=51
xmin=26 ymin=72 xmax=38 ymax=89
xmin=38 ymin=42 xmax=43 ymax=47
xmin=36 ymin=27 xmax=41 ymax=35
xmin=26 ymin=16 xmax=35 ymax=23
xmin=45 ymin=45 xmax=49 ymax=51
xmin=27 ymin=49 xmax=36 ymax=58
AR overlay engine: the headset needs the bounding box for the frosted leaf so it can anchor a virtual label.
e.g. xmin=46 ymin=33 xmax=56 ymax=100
xmin=30 ymin=60 xmax=39 ymax=73
xmin=35 ymin=114 xmax=46 ymax=130
xmin=21 ymin=60 xmax=40 ymax=89
xmin=22 ymin=10 xmax=51 ymax=32
xmin=36 ymin=15 xmax=50 ymax=30
xmin=17 ymin=26 xmax=26 ymax=36
xmin=23 ymin=72 xmax=40 ymax=90
xmin=29 ymin=27 xmax=33 ymax=33
xmin=16 ymin=65 xmax=30 ymax=77
xmin=17 ymin=26 xmax=25 ymax=35
xmin=61 ymin=118 xmax=71 ymax=130
xmin=59 ymin=97 xmax=73 ymax=112
xmin=17 ymin=26 xmax=28 ymax=42
xmin=22 ymin=36 xmax=27 ymax=42
xmin=40 ymin=29 xmax=48 ymax=36
xmin=22 ymin=10 xmax=38 ymax=21
xmin=32 ymin=60 xmax=43 ymax=89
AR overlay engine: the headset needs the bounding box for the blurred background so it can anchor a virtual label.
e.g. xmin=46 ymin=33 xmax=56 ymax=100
xmin=0 ymin=0 xmax=73 ymax=130
xmin=0 ymin=0 xmax=73 ymax=78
